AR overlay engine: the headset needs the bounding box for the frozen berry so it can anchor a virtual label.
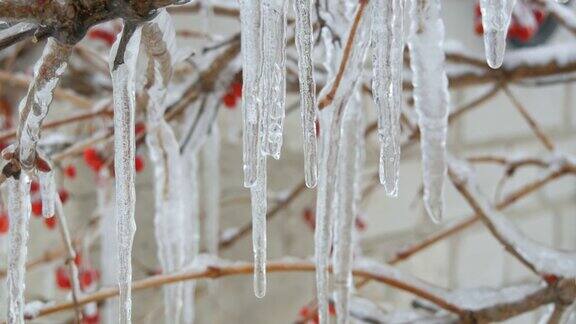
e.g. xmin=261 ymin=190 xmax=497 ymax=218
xmin=231 ymin=82 xmax=242 ymax=98
xmin=84 ymin=148 xmax=104 ymax=172
xmin=56 ymin=266 xmax=71 ymax=290
xmin=135 ymin=122 xmax=146 ymax=136
xmin=59 ymin=189 xmax=70 ymax=204
xmin=64 ymin=165 xmax=77 ymax=179
xmin=80 ymin=269 xmax=99 ymax=290
xmin=135 ymin=156 xmax=145 ymax=173
xmin=30 ymin=181 xmax=40 ymax=193
xmin=222 ymin=93 xmax=237 ymax=109
xmin=88 ymin=28 xmax=116 ymax=47
xmin=31 ymin=200 xmax=42 ymax=217
xmin=44 ymin=216 xmax=57 ymax=230
xmin=0 ymin=213 xmax=8 ymax=234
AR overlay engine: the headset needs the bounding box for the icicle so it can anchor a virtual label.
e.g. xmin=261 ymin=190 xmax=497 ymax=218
xmin=202 ymin=124 xmax=220 ymax=257
xmin=38 ymin=170 xmax=55 ymax=218
xmin=6 ymin=175 xmax=31 ymax=324
xmin=251 ymin=148 xmax=267 ymax=298
xmin=479 ymin=0 xmax=516 ymax=69
xmin=109 ymin=22 xmax=142 ymax=324
xmin=97 ymin=171 xmax=118 ymax=324
xmin=143 ymin=11 xmax=186 ymax=323
xmin=408 ymin=0 xmax=450 ymax=223
xmin=16 ymin=38 xmax=72 ymax=170
xmin=332 ymin=90 xmax=362 ymax=324
xmin=259 ymin=0 xmax=287 ymax=159
xmin=181 ymin=149 xmax=200 ymax=324
xmin=315 ymin=4 xmax=373 ymax=322
xmin=371 ymin=0 xmax=404 ymax=197
xmin=294 ymin=0 xmax=318 ymax=188
xmin=239 ymin=0 xmax=261 ymax=187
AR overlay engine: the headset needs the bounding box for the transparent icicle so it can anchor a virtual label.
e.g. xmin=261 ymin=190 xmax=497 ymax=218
xmin=294 ymin=0 xmax=318 ymax=188
xmin=109 ymin=22 xmax=142 ymax=324
xmin=408 ymin=0 xmax=450 ymax=223
xmin=371 ymin=0 xmax=404 ymax=197
xmin=16 ymin=38 xmax=72 ymax=170
xmin=251 ymin=143 xmax=267 ymax=298
xmin=479 ymin=0 xmax=517 ymax=68
xmin=6 ymin=175 xmax=31 ymax=324
xmin=38 ymin=170 xmax=56 ymax=218
xmin=182 ymin=149 xmax=199 ymax=324
xmin=202 ymin=124 xmax=220 ymax=257
xmin=332 ymin=90 xmax=362 ymax=324
xmin=143 ymin=11 xmax=186 ymax=324
xmin=239 ymin=0 xmax=262 ymax=187
xmin=181 ymin=147 xmax=200 ymax=324
xmin=259 ymin=0 xmax=287 ymax=159
xmin=97 ymin=172 xmax=118 ymax=324
xmin=315 ymin=4 xmax=373 ymax=322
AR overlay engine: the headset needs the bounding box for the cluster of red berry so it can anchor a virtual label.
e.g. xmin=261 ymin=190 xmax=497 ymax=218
xmin=222 ymin=82 xmax=243 ymax=109
xmin=83 ymin=147 xmax=145 ymax=174
xmin=87 ymin=25 xmax=119 ymax=47
xmin=474 ymin=4 xmax=547 ymax=43
xmin=302 ymin=208 xmax=367 ymax=232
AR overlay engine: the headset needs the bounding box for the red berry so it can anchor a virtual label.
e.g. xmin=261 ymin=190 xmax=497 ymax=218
xmin=30 ymin=181 xmax=40 ymax=193
xmin=474 ymin=20 xmax=484 ymax=35
xmin=82 ymin=312 xmax=99 ymax=324
xmin=543 ymin=274 xmax=558 ymax=285
xmin=56 ymin=266 xmax=71 ymax=290
xmin=231 ymin=82 xmax=242 ymax=98
xmin=59 ymin=189 xmax=70 ymax=204
xmin=88 ymin=28 xmax=116 ymax=47
xmin=299 ymin=306 xmax=310 ymax=318
xmin=44 ymin=216 xmax=57 ymax=230
xmin=222 ymin=93 xmax=237 ymax=109
xmin=302 ymin=208 xmax=315 ymax=230
xmin=31 ymin=200 xmax=42 ymax=217
xmin=516 ymin=26 xmax=534 ymax=42
xmin=328 ymin=302 xmax=336 ymax=316
xmin=135 ymin=122 xmax=146 ymax=136
xmin=64 ymin=165 xmax=77 ymax=179
xmin=80 ymin=269 xmax=99 ymax=290
xmin=355 ymin=216 xmax=367 ymax=231
xmin=533 ymin=10 xmax=546 ymax=24
xmin=74 ymin=252 xmax=82 ymax=267
xmin=0 ymin=213 xmax=8 ymax=234
xmin=84 ymin=148 xmax=104 ymax=172
xmin=135 ymin=156 xmax=145 ymax=173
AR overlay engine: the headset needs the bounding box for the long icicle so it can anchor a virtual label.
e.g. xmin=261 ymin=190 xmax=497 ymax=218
xmin=332 ymin=89 xmax=362 ymax=324
xmin=479 ymin=0 xmax=517 ymax=69
xmin=371 ymin=0 xmax=404 ymax=197
xmin=109 ymin=22 xmax=142 ymax=324
xmin=294 ymin=0 xmax=318 ymax=188
xmin=16 ymin=38 xmax=72 ymax=170
xmin=239 ymin=0 xmax=262 ymax=187
xmin=251 ymin=133 xmax=267 ymax=298
xmin=5 ymin=175 xmax=31 ymax=324
xmin=259 ymin=0 xmax=288 ymax=159
xmin=315 ymin=3 xmax=373 ymax=322
xmin=408 ymin=0 xmax=450 ymax=223
xmin=143 ymin=10 xmax=186 ymax=324
xmin=202 ymin=124 xmax=220 ymax=258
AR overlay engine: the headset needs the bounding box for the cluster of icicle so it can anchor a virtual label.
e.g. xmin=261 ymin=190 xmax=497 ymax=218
xmin=4 ymin=0 xmax=570 ymax=323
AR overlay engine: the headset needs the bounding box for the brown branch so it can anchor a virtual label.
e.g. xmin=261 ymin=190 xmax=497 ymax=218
xmin=503 ymin=85 xmax=556 ymax=151
xmin=317 ymin=0 xmax=369 ymax=110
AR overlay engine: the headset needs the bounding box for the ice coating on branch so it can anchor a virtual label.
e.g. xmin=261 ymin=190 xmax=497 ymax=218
xmin=97 ymin=172 xmax=118 ymax=324
xmin=408 ymin=0 xmax=450 ymax=223
xmin=479 ymin=0 xmax=517 ymax=69
xmin=239 ymin=0 xmax=261 ymax=187
xmin=16 ymin=38 xmax=72 ymax=170
xmin=293 ymin=0 xmax=318 ymax=188
xmin=251 ymin=147 xmax=267 ymax=298
xmin=143 ymin=11 xmax=188 ymax=323
xmin=259 ymin=0 xmax=287 ymax=159
xmin=202 ymin=125 xmax=220 ymax=258
xmin=38 ymin=170 xmax=56 ymax=218
xmin=109 ymin=22 xmax=142 ymax=324
xmin=371 ymin=0 xmax=404 ymax=197
xmin=449 ymin=159 xmax=576 ymax=278
xmin=332 ymin=90 xmax=363 ymax=324
xmin=315 ymin=4 xmax=373 ymax=322
xmin=6 ymin=175 xmax=31 ymax=324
